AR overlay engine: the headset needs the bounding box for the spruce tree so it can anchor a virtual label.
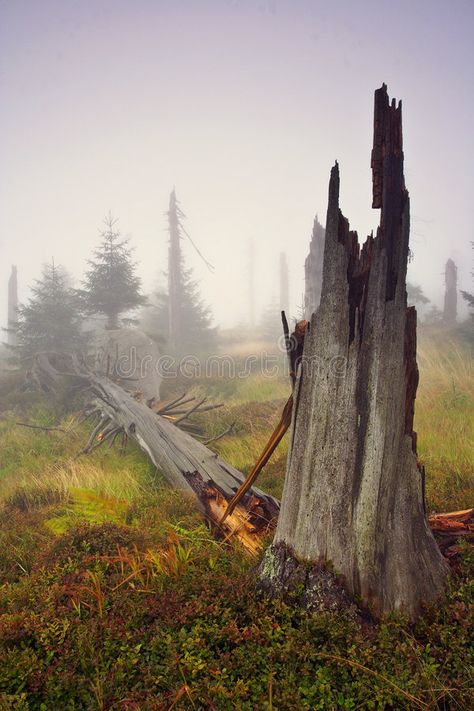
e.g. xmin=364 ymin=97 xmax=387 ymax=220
xmin=406 ymin=282 xmax=430 ymax=307
xmin=144 ymin=268 xmax=216 ymax=356
xmin=16 ymin=262 xmax=85 ymax=360
xmin=82 ymin=214 xmax=146 ymax=329
xmin=145 ymin=191 xmax=215 ymax=355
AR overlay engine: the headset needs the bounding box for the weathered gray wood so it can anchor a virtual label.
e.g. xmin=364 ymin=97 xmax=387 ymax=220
xmin=260 ymin=84 xmax=448 ymax=618
xmin=91 ymin=375 xmax=279 ymax=553
xmin=304 ymin=216 xmax=325 ymax=320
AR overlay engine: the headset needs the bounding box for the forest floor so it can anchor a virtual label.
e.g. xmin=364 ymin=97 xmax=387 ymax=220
xmin=0 ymin=330 xmax=472 ymax=709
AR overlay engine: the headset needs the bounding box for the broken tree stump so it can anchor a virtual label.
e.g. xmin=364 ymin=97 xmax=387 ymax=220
xmin=259 ymin=84 xmax=448 ymax=619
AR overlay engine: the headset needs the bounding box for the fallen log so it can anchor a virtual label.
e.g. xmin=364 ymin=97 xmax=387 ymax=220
xmin=33 ymin=352 xmax=279 ymax=555
xmin=428 ymin=508 xmax=474 ymax=557
xmin=429 ymin=508 xmax=474 ymax=532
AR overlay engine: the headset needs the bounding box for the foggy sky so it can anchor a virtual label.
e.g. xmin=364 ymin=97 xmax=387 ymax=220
xmin=1 ymin=0 xmax=473 ymax=330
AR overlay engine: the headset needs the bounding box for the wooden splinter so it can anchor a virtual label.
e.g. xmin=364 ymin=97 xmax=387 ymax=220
xmin=220 ymin=316 xmax=307 ymax=525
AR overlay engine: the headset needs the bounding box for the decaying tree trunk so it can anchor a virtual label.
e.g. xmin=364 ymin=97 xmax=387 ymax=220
xmin=33 ymin=352 xmax=279 ymax=555
xmin=7 ymin=265 xmax=18 ymax=347
xmin=259 ymin=84 xmax=448 ymax=619
xmin=304 ymin=216 xmax=325 ymax=320
xmin=443 ymin=258 xmax=457 ymax=323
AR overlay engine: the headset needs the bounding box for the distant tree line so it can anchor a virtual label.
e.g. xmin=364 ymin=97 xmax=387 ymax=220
xmin=10 ymin=204 xmax=215 ymax=364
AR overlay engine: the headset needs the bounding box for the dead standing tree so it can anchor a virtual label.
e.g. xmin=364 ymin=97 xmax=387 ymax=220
xmin=304 ymin=216 xmax=325 ymax=320
xmin=259 ymin=85 xmax=448 ymax=619
xmin=443 ymin=258 xmax=457 ymax=324
xmin=7 ymin=265 xmax=18 ymax=347
xmin=167 ymin=189 xmax=183 ymax=352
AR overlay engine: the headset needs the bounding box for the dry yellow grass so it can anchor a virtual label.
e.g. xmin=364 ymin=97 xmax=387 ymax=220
xmin=415 ymin=335 xmax=473 ymax=510
xmin=0 ymin=414 xmax=156 ymax=514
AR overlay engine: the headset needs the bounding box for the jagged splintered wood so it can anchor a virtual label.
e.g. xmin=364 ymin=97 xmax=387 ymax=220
xmin=259 ymin=84 xmax=448 ymax=618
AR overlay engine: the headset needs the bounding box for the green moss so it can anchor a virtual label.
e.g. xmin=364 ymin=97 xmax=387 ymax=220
xmin=0 ymin=513 xmax=472 ymax=709
xmin=44 ymin=488 xmax=130 ymax=534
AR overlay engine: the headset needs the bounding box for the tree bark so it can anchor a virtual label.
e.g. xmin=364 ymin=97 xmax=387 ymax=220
xmin=259 ymin=84 xmax=448 ymax=619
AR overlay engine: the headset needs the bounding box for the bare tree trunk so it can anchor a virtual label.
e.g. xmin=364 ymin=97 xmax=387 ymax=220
xmin=167 ymin=189 xmax=183 ymax=352
xmin=259 ymin=85 xmax=448 ymax=619
xmin=443 ymin=258 xmax=457 ymax=323
xmin=7 ymin=265 xmax=18 ymax=347
xmin=304 ymin=216 xmax=325 ymax=320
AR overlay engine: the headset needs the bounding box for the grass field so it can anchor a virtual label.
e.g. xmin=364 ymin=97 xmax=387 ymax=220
xmin=0 ymin=332 xmax=472 ymax=709
xmin=416 ymin=334 xmax=474 ymax=510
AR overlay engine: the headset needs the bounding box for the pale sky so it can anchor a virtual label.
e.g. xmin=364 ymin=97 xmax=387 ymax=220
xmin=1 ymin=0 xmax=473 ymax=329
